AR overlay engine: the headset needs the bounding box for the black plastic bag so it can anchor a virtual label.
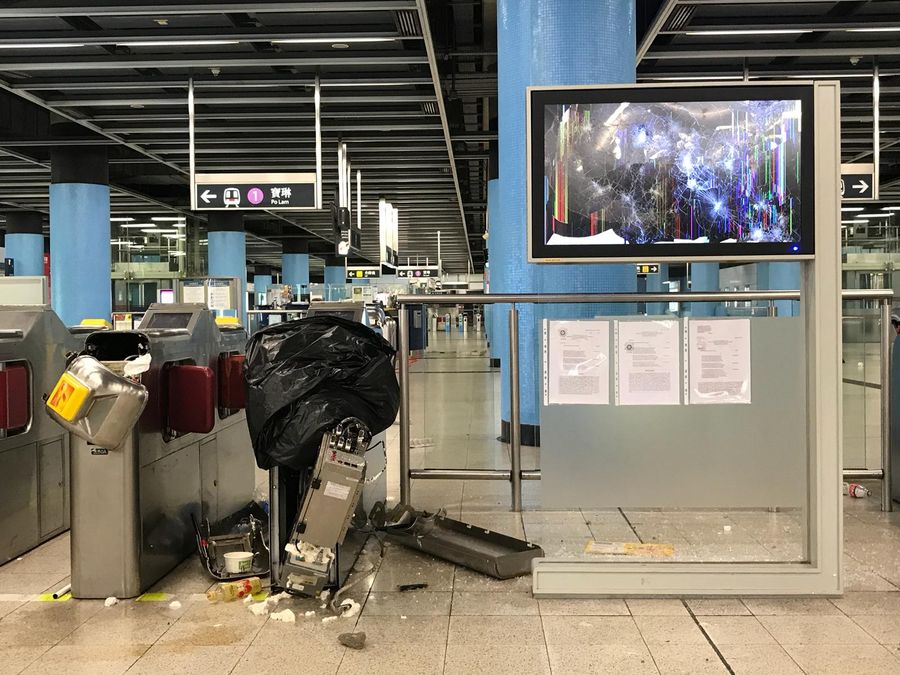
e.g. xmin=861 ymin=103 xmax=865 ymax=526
xmin=244 ymin=316 xmax=399 ymax=471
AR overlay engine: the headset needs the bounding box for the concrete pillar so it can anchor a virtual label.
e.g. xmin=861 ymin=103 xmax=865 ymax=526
xmin=5 ymin=211 xmax=44 ymax=277
xmin=282 ymin=239 xmax=310 ymax=298
xmin=206 ymin=211 xmax=246 ymax=324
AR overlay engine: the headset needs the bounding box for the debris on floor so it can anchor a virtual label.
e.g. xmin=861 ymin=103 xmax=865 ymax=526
xmin=338 ymin=632 xmax=366 ymax=650
xmin=583 ymin=541 xmax=675 ymax=557
xmin=270 ymin=608 xmax=296 ymax=623
xmin=321 ymin=615 xmax=339 ymax=624
xmin=168 ymin=601 xmax=182 ymax=610
xmin=339 ymin=599 xmax=361 ymax=617
xmin=397 ymin=583 xmax=428 ymax=592
xmin=304 ymin=610 xmax=316 ymax=618
xmin=266 ymin=591 xmax=292 ymax=607
xmin=104 ymin=597 xmax=119 ymax=607
xmin=249 ymin=600 xmax=270 ymax=616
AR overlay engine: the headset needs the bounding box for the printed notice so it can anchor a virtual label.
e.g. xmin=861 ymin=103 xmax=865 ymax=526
xmin=207 ymin=283 xmax=232 ymax=311
xmin=182 ymin=282 xmax=205 ymax=304
xmin=616 ymin=320 xmax=680 ymax=405
xmin=545 ymin=320 xmax=610 ymax=405
xmin=688 ymin=318 xmax=751 ymax=404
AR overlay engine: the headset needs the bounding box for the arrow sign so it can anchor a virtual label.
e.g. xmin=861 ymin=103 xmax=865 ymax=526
xmin=200 ymin=189 xmax=217 ymax=204
xmin=193 ymin=172 xmax=316 ymax=210
xmin=841 ymin=163 xmax=876 ymax=201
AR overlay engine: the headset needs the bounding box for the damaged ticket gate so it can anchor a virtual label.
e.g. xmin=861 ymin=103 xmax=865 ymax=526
xmin=46 ymin=303 xmax=255 ymax=598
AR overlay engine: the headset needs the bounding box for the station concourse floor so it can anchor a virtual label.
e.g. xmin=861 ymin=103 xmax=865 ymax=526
xmin=2 ymin=332 xmax=900 ymax=674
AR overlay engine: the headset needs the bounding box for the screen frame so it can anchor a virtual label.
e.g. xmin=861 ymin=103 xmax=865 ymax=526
xmin=527 ymin=81 xmax=817 ymax=264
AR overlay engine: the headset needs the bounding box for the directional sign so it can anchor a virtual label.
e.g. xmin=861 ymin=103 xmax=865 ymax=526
xmin=398 ymin=267 xmax=439 ymax=278
xmin=194 ymin=172 xmax=316 ymax=210
xmin=635 ymin=263 xmax=660 ymax=276
xmin=346 ymin=267 xmax=380 ymax=281
xmin=841 ymin=163 xmax=876 ymax=201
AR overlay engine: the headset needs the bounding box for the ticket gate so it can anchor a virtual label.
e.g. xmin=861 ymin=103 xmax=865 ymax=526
xmin=49 ymin=304 xmax=255 ymax=598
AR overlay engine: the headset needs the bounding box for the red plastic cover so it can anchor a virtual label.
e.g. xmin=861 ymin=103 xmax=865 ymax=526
xmin=0 ymin=364 xmax=29 ymax=430
xmin=167 ymin=365 xmax=215 ymax=434
xmin=218 ymin=353 xmax=246 ymax=409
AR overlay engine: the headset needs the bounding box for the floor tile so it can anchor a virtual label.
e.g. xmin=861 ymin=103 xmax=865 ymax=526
xmin=127 ymin=645 xmax=246 ymax=675
xmin=537 ymin=598 xmax=629 ymax=616
xmin=0 ymin=600 xmax=103 ymax=647
xmin=444 ymin=644 xmax=550 ymax=675
xmin=369 ymin=550 xmax=455 ymax=592
xmin=716 ymin=644 xmax=802 ymax=675
xmin=541 ymin=615 xmax=644 ymax=646
xmin=61 ymin=600 xmax=187 ymax=645
xmin=361 ymin=591 xmax=451 ymax=616
xmin=851 ymin=614 xmax=900 ymax=645
xmin=233 ymin=643 xmax=343 ymax=675
xmin=448 ymin=615 xmax=544 ymax=645
xmin=0 ymin=599 xmax=27 ymax=619
xmin=742 ymin=598 xmax=843 ymax=616
xmin=251 ymin=609 xmax=355 ymax=648
xmin=0 ymin=646 xmax=50 ymax=675
xmin=830 ymin=591 xmax=900 ymax=615
xmin=0 ymin=573 xmax=69 ymax=595
xmin=685 ymin=599 xmax=750 ymax=616
xmin=354 ymin=615 xmax=449 ymax=643
xmin=338 ymin=641 xmax=445 ymax=675
xmin=153 ymin=600 xmax=267 ymax=647
xmin=20 ymin=644 xmax=147 ymax=675
xmin=696 ymin=616 xmax=776 ymax=645
xmin=627 ymin=599 xmax=689 ymax=616
xmin=452 ymin=566 xmax=532 ymax=592
xmin=633 ymin=616 xmax=708 ymax=645
xmin=758 ymin=615 xmax=878 ymax=645
xmin=647 ymin=643 xmax=729 ymax=674
xmin=451 ymin=590 xmax=538 ymax=615
xmin=546 ymin=643 xmax=658 ymax=674
xmin=782 ymin=643 xmax=900 ymax=675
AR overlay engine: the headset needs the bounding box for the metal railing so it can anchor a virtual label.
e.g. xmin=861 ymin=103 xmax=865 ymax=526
xmin=396 ymin=289 xmax=895 ymax=513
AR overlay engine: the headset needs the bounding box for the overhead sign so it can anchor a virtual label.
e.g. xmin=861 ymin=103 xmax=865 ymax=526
xmin=346 ymin=267 xmax=380 ymax=281
xmin=841 ymin=163 xmax=876 ymax=201
xmin=635 ymin=264 xmax=660 ymax=276
xmin=398 ymin=267 xmax=439 ymax=278
xmin=194 ymin=172 xmax=316 ymax=211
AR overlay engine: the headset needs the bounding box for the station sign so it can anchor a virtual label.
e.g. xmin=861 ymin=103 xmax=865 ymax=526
xmin=841 ymin=163 xmax=876 ymax=201
xmin=635 ymin=263 xmax=660 ymax=276
xmin=346 ymin=267 xmax=380 ymax=281
xmin=194 ymin=172 xmax=316 ymax=211
xmin=398 ymin=267 xmax=439 ymax=278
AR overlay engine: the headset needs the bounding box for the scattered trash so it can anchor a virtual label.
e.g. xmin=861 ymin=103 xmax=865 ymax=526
xmin=723 ymin=525 xmax=732 ymax=533
xmin=304 ymin=610 xmax=316 ymax=618
xmin=400 ymin=615 xmax=407 ymax=620
xmin=583 ymin=541 xmax=674 ymax=557
xmin=338 ymin=632 xmax=367 ymax=650
xmin=104 ymin=597 xmax=119 ymax=607
xmin=249 ymin=601 xmax=270 ymax=616
xmin=243 ymin=595 xmax=253 ymax=604
xmin=207 ymin=576 xmax=263 ymax=602
xmin=169 ymin=601 xmax=182 ymax=610
xmin=322 ymin=615 xmax=339 ymax=624
xmin=270 ymin=608 xmax=296 ymax=623
xmin=319 ymin=590 xmax=331 ymax=602
xmin=266 ymin=591 xmax=292 ymax=607
xmin=397 ymin=583 xmax=429 ymax=592
xmin=844 ymin=482 xmax=871 ymax=498
xmin=339 ymin=599 xmax=361 ymax=618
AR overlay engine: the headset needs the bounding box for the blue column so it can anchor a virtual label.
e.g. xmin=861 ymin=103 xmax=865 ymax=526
xmin=207 ymin=211 xmax=246 ymax=325
xmin=5 ymin=210 xmax=45 ymax=277
xmin=323 ymin=257 xmax=346 ymax=301
xmin=759 ymin=262 xmax=801 ymax=317
xmin=486 ymin=179 xmax=500 ymax=363
xmin=690 ymin=263 xmax=720 ymax=317
xmin=253 ymin=265 xmax=272 ymax=300
xmin=50 ymin=143 xmax=110 ymax=326
xmin=282 ymin=238 xmax=310 ymax=299
xmin=496 ymin=0 xmax=637 ymax=442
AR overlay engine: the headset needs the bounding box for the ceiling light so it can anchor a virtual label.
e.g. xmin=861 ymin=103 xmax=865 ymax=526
xmin=857 ymin=213 xmax=892 ymax=218
xmin=121 ymin=223 xmax=154 ymax=229
xmin=151 ymin=216 xmax=186 ymax=221
xmin=646 ymin=75 xmax=744 ymax=81
xmin=846 ymin=27 xmax=900 ymax=33
xmin=140 ymin=228 xmax=159 ymax=233
xmin=842 ymin=220 xmax=867 ymax=224
xmin=117 ymin=40 xmax=239 ymax=47
xmin=0 ymin=42 xmax=85 ymax=49
xmin=273 ymin=37 xmax=397 ymax=44
xmin=881 ymin=206 xmax=900 ymax=211
xmin=331 ymin=43 xmax=350 ymax=49
xmin=155 ymin=229 xmax=179 ymax=234
xmin=685 ymin=29 xmax=812 ymax=36
xmin=111 ymin=216 xmax=135 ymax=222
xmin=841 ymin=207 xmax=864 ymax=211
xmin=174 ymin=222 xmax=186 ymax=228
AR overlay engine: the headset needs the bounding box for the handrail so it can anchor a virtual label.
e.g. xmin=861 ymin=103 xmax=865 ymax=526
xmin=397 ymin=288 xmax=893 ymax=305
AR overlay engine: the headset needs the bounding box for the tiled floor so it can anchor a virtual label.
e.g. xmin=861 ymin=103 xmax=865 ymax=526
xmin=1 ymin=330 xmax=898 ymax=673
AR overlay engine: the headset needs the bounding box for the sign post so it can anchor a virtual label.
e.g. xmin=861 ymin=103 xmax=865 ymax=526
xmin=193 ymin=173 xmax=316 ymax=211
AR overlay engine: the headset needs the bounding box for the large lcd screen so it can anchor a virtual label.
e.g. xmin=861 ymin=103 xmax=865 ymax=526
xmin=529 ymin=85 xmax=815 ymax=261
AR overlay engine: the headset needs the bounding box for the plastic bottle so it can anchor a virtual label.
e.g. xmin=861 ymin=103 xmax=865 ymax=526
xmin=843 ymin=482 xmax=871 ymax=498
xmin=206 ymin=576 xmax=262 ymax=601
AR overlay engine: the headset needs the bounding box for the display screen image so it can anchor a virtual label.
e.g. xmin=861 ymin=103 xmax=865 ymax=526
xmin=145 ymin=312 xmax=193 ymax=329
xmin=529 ymin=85 xmax=815 ymax=261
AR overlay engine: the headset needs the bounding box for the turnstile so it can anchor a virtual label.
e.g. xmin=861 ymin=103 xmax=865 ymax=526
xmin=60 ymin=304 xmax=255 ymax=598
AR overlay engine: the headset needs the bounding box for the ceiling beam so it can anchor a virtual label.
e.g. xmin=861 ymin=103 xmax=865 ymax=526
xmin=0 ymin=2 xmax=417 ymax=18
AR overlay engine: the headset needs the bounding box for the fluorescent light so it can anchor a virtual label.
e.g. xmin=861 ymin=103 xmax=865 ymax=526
xmin=151 ymin=216 xmax=186 ymax=221
xmin=155 ymin=229 xmax=179 ymax=234
xmin=842 ymin=220 xmax=867 ymax=224
xmin=170 ymin=251 xmax=186 ymax=257
xmin=0 ymin=42 xmax=85 ymax=49
xmin=272 ymin=37 xmax=396 ymax=44
xmin=117 ymin=40 xmax=239 ymax=47
xmin=140 ymin=228 xmax=159 ymax=233
xmin=647 ymin=75 xmax=743 ymax=82
xmin=881 ymin=206 xmax=900 ymax=211
xmin=685 ymin=29 xmax=811 ymax=36
xmin=111 ymin=216 xmax=135 ymax=222
xmin=857 ymin=213 xmax=893 ymax=218
xmin=174 ymin=222 xmax=186 ymax=228
xmin=846 ymin=27 xmax=900 ymax=33
xmin=121 ymin=223 xmax=154 ymax=229
xmin=841 ymin=207 xmax=864 ymax=212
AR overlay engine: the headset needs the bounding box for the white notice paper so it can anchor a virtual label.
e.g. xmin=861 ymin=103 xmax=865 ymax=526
xmin=207 ymin=282 xmax=232 ymax=311
xmin=688 ymin=319 xmax=752 ymax=404
xmin=616 ymin=320 xmax=680 ymax=406
xmin=182 ymin=282 xmax=205 ymax=305
xmin=545 ymin=320 xmax=610 ymax=405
